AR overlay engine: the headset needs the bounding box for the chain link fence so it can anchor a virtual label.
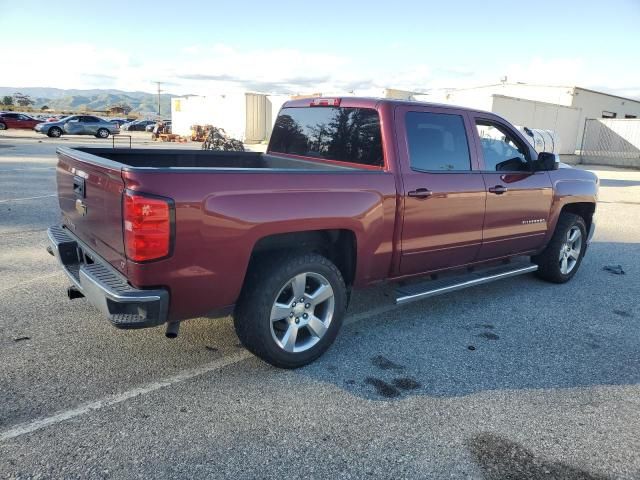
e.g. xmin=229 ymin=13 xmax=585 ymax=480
xmin=580 ymin=118 xmax=640 ymax=167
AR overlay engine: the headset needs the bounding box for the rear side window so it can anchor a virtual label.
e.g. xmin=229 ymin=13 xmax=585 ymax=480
xmin=269 ymin=107 xmax=383 ymax=167
xmin=406 ymin=112 xmax=471 ymax=171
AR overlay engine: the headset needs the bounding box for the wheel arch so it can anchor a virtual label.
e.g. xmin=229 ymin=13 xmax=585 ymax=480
xmin=247 ymin=229 xmax=357 ymax=288
xmin=559 ymin=202 xmax=595 ymax=234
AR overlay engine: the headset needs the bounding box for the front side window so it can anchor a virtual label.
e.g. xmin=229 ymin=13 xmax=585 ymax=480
xmin=269 ymin=106 xmax=383 ymax=167
xmin=405 ymin=111 xmax=471 ymax=171
xmin=476 ymin=121 xmax=530 ymax=172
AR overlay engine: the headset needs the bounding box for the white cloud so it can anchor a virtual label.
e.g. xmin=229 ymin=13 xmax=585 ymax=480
xmin=3 ymin=44 xmax=638 ymax=100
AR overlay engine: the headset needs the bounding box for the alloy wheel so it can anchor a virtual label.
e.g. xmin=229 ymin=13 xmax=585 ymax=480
xmin=269 ymin=272 xmax=335 ymax=353
xmin=559 ymin=226 xmax=582 ymax=274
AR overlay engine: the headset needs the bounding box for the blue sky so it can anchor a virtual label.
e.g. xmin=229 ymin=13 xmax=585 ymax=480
xmin=2 ymin=0 xmax=639 ymax=98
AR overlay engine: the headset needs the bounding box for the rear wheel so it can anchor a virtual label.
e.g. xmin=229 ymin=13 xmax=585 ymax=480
xmin=533 ymin=212 xmax=586 ymax=283
xmin=48 ymin=127 xmax=62 ymax=138
xmin=234 ymin=253 xmax=347 ymax=368
xmin=96 ymin=128 xmax=109 ymax=138
xmin=0 ymin=122 xmax=7 ymax=130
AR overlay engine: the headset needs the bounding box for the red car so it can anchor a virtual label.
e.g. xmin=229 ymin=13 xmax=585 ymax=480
xmin=47 ymin=97 xmax=598 ymax=368
xmin=0 ymin=112 xmax=41 ymax=130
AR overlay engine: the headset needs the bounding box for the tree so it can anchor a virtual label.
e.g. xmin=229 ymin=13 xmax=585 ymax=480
xmin=41 ymin=105 xmax=50 ymax=111
xmin=1 ymin=96 xmax=13 ymax=106
xmin=13 ymin=92 xmax=34 ymax=107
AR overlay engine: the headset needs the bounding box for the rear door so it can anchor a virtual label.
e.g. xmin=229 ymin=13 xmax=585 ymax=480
xmin=470 ymin=115 xmax=553 ymax=259
xmin=396 ymin=105 xmax=486 ymax=275
xmin=81 ymin=116 xmax=103 ymax=135
xmin=56 ymin=148 xmax=127 ymax=273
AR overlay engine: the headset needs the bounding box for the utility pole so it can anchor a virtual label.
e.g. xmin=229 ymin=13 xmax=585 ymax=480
xmin=154 ymin=81 xmax=162 ymax=117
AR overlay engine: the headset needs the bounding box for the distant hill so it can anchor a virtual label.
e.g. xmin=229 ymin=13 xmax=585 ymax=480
xmin=0 ymin=87 xmax=173 ymax=116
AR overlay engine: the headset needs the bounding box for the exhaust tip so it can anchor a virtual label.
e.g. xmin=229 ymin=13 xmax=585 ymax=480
xmin=165 ymin=321 xmax=180 ymax=339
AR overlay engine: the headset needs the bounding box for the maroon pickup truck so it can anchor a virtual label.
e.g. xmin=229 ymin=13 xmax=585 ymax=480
xmin=48 ymin=97 xmax=597 ymax=368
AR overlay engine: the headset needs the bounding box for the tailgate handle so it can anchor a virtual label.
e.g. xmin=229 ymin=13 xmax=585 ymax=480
xmin=73 ymin=176 xmax=85 ymax=198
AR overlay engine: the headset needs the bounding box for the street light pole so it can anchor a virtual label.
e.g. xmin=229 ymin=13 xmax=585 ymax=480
xmin=154 ymin=81 xmax=162 ymax=116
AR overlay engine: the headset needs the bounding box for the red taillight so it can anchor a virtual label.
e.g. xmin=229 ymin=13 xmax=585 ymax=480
xmin=123 ymin=192 xmax=172 ymax=262
xmin=310 ymin=98 xmax=341 ymax=107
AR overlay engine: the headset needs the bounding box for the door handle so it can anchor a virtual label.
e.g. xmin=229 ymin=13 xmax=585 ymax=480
xmin=488 ymin=185 xmax=508 ymax=195
xmin=408 ymin=188 xmax=433 ymax=199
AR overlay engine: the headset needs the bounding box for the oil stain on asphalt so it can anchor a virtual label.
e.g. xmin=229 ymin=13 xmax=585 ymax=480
xmin=467 ymin=433 xmax=610 ymax=480
xmin=364 ymin=376 xmax=421 ymax=399
xmin=477 ymin=332 xmax=500 ymax=340
xmin=370 ymin=355 xmax=406 ymax=371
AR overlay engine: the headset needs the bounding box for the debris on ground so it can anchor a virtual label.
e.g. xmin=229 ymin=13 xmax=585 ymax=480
xmin=603 ymin=265 xmax=625 ymax=275
xmin=201 ymin=126 xmax=245 ymax=151
xmin=12 ymin=336 xmax=30 ymax=342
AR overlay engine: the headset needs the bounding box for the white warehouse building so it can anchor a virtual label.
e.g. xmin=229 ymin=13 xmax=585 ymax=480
xmin=171 ymin=92 xmax=289 ymax=143
xmin=424 ymin=83 xmax=640 ymax=154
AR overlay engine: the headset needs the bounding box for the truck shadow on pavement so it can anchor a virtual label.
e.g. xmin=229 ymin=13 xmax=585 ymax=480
xmin=295 ymin=242 xmax=639 ymax=402
xmin=467 ymin=433 xmax=610 ymax=480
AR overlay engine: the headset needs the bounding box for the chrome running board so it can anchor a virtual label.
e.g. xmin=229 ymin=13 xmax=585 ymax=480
xmin=395 ymin=261 xmax=538 ymax=305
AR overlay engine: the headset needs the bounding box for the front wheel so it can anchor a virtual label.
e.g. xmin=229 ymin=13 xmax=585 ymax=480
xmin=533 ymin=212 xmax=587 ymax=283
xmin=234 ymin=253 xmax=347 ymax=368
xmin=48 ymin=127 xmax=62 ymax=138
xmin=0 ymin=122 xmax=7 ymax=130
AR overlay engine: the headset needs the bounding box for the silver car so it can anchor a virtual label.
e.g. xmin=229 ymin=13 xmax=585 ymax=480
xmin=35 ymin=115 xmax=120 ymax=138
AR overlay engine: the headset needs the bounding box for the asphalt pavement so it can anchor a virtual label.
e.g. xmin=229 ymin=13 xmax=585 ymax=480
xmin=1 ymin=130 xmax=639 ymax=479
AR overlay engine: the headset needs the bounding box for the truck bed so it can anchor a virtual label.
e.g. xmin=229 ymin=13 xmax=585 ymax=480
xmin=54 ymin=145 xmax=397 ymax=321
xmin=69 ymin=148 xmax=361 ymax=171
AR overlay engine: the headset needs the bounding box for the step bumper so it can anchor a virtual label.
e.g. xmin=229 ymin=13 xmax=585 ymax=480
xmin=47 ymin=225 xmax=169 ymax=329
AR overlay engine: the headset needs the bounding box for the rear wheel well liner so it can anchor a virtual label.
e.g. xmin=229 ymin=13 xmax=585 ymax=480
xmin=247 ymin=229 xmax=357 ymax=287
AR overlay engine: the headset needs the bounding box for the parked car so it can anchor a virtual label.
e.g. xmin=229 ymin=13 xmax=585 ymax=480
xmin=107 ymin=118 xmax=128 ymax=128
xmin=35 ymin=115 xmax=119 ymax=138
xmin=47 ymin=97 xmax=598 ymax=368
xmin=145 ymin=120 xmax=171 ymax=132
xmin=0 ymin=112 xmax=41 ymax=130
xmin=121 ymin=120 xmax=156 ymax=131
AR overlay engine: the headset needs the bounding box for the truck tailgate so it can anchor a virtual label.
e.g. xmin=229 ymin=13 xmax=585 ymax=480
xmin=56 ymin=147 xmax=127 ymax=274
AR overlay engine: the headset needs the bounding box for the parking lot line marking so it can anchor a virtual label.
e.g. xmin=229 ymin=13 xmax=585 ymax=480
xmin=0 ymin=194 xmax=56 ymax=203
xmin=0 ymin=351 xmax=253 ymax=443
xmin=0 ymin=302 xmax=409 ymax=443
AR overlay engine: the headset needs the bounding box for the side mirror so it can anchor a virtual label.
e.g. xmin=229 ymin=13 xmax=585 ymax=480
xmin=536 ymin=152 xmax=559 ymax=171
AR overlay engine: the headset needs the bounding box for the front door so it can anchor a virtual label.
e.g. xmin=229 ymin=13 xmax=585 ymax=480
xmin=396 ymin=106 xmax=486 ymax=276
xmin=471 ymin=116 xmax=553 ymax=260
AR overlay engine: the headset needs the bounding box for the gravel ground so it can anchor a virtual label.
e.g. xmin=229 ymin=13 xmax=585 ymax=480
xmin=0 ymin=130 xmax=639 ymax=479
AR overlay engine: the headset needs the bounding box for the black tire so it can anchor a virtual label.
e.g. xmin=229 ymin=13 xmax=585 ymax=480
xmin=533 ymin=212 xmax=587 ymax=283
xmin=234 ymin=252 xmax=347 ymax=369
xmin=96 ymin=128 xmax=109 ymax=138
xmin=48 ymin=127 xmax=62 ymax=138
xmin=0 ymin=122 xmax=7 ymax=130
